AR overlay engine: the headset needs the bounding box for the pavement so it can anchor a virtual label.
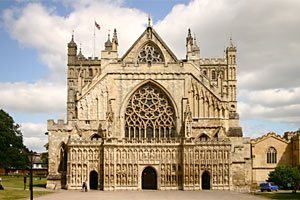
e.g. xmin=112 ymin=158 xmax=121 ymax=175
xmin=21 ymin=190 xmax=268 ymax=200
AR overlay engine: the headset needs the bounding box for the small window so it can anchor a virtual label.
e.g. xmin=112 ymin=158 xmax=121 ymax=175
xmin=267 ymin=147 xmax=277 ymax=164
xmin=203 ymin=70 xmax=207 ymax=76
xmin=172 ymin=165 xmax=176 ymax=171
xmin=89 ymin=68 xmax=93 ymax=77
xmin=85 ymin=120 xmax=90 ymax=125
xmin=212 ymin=70 xmax=216 ymax=80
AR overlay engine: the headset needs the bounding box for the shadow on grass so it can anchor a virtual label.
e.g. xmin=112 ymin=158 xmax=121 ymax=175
xmin=0 ymin=189 xmax=53 ymax=200
xmin=33 ymin=183 xmax=46 ymax=188
xmin=255 ymin=192 xmax=300 ymax=200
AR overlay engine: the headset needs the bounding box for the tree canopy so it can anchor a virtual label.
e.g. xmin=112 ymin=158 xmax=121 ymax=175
xmin=0 ymin=109 xmax=29 ymax=170
xmin=268 ymin=166 xmax=300 ymax=191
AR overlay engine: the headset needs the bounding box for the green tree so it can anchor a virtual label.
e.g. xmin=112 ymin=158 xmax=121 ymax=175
xmin=0 ymin=109 xmax=29 ymax=170
xmin=268 ymin=166 xmax=300 ymax=191
xmin=41 ymin=143 xmax=48 ymax=168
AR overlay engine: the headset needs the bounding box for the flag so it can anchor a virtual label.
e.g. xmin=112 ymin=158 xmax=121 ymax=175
xmin=95 ymin=21 xmax=100 ymax=30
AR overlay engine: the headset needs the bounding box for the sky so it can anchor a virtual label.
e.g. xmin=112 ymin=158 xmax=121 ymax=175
xmin=0 ymin=0 xmax=299 ymax=152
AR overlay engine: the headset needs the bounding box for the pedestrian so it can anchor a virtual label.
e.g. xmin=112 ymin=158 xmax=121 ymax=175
xmin=84 ymin=180 xmax=88 ymax=192
xmin=24 ymin=176 xmax=27 ymax=190
xmin=82 ymin=181 xmax=86 ymax=192
xmin=0 ymin=176 xmax=4 ymax=190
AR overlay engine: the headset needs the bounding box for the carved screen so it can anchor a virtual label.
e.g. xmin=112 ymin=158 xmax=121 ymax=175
xmin=138 ymin=43 xmax=163 ymax=66
xmin=125 ymin=83 xmax=175 ymax=139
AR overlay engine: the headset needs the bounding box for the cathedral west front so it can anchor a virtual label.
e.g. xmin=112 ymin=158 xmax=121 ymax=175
xmin=46 ymin=18 xmax=257 ymax=191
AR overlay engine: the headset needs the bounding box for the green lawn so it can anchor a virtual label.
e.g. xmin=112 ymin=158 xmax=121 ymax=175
xmin=255 ymin=192 xmax=300 ymax=200
xmin=0 ymin=189 xmax=52 ymax=200
xmin=1 ymin=175 xmax=47 ymax=188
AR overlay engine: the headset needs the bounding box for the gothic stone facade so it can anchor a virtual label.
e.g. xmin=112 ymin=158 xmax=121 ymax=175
xmin=46 ymin=23 xmax=252 ymax=191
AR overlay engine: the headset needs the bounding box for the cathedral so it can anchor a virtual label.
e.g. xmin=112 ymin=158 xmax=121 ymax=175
xmin=46 ymin=18 xmax=299 ymax=191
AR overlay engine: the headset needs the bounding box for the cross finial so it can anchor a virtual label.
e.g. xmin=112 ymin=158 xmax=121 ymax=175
xmin=148 ymin=14 xmax=151 ymax=27
xmin=72 ymin=30 xmax=74 ymax=39
xmin=229 ymin=34 xmax=233 ymax=47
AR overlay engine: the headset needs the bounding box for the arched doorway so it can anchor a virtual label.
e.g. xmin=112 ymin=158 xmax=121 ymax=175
xmin=142 ymin=167 xmax=157 ymax=190
xmin=58 ymin=143 xmax=67 ymax=189
xmin=89 ymin=171 xmax=98 ymax=190
xmin=202 ymin=171 xmax=210 ymax=190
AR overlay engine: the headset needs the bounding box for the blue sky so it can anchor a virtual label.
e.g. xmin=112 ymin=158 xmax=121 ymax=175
xmin=0 ymin=0 xmax=299 ymax=152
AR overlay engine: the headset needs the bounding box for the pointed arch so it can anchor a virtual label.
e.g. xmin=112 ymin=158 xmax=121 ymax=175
xmin=196 ymin=133 xmax=211 ymax=141
xmin=90 ymin=133 xmax=101 ymax=140
xmin=120 ymin=79 xmax=178 ymax=139
xmin=266 ymin=146 xmax=277 ymax=164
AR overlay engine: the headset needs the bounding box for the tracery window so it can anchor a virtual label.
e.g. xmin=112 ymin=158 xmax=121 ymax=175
xmin=267 ymin=147 xmax=277 ymax=164
xmin=137 ymin=44 xmax=163 ymax=66
xmin=125 ymin=83 xmax=175 ymax=139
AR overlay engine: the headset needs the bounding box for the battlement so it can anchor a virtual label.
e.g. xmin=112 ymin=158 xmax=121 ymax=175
xmin=47 ymin=119 xmax=70 ymax=131
xmin=251 ymin=132 xmax=289 ymax=144
xmin=200 ymin=58 xmax=226 ymax=65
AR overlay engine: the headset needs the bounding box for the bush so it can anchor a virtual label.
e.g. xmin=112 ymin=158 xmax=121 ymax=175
xmin=267 ymin=166 xmax=300 ymax=191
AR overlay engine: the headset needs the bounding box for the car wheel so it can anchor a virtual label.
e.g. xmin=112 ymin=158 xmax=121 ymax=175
xmin=268 ymin=189 xmax=271 ymax=192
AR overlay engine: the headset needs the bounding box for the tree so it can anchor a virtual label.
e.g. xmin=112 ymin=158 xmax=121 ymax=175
xmin=41 ymin=143 xmax=48 ymax=168
xmin=268 ymin=166 xmax=300 ymax=192
xmin=0 ymin=109 xmax=29 ymax=170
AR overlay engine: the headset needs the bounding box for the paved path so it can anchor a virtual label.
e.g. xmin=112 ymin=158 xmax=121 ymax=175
xmin=22 ymin=190 xmax=267 ymax=200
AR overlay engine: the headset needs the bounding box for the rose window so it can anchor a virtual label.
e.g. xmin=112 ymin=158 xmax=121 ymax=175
xmin=125 ymin=83 xmax=175 ymax=139
xmin=137 ymin=44 xmax=163 ymax=66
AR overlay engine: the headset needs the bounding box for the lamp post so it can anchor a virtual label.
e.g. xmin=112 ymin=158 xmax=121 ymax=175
xmin=29 ymin=150 xmax=33 ymax=200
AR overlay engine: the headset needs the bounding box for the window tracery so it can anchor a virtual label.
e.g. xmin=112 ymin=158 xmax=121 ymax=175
xmin=125 ymin=83 xmax=175 ymax=139
xmin=138 ymin=44 xmax=163 ymax=66
xmin=267 ymin=147 xmax=277 ymax=164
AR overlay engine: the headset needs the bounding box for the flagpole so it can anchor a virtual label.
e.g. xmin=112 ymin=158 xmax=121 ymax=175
xmin=94 ymin=18 xmax=96 ymax=58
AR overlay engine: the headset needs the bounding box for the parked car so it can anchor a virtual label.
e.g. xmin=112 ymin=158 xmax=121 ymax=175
xmin=260 ymin=182 xmax=278 ymax=192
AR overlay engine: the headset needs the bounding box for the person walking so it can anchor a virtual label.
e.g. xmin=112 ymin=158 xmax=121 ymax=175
xmin=82 ymin=181 xmax=86 ymax=192
xmin=0 ymin=176 xmax=4 ymax=190
xmin=84 ymin=180 xmax=88 ymax=192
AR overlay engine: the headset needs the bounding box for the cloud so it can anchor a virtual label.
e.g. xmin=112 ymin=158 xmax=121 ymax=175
xmin=155 ymin=0 xmax=300 ymax=90
xmin=2 ymin=1 xmax=147 ymax=83
xmin=20 ymin=122 xmax=47 ymax=152
xmin=0 ymin=82 xmax=66 ymax=116
xmin=1 ymin=0 xmax=300 ymax=139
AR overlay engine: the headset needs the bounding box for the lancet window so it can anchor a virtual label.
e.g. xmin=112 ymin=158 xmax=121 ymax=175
xmin=137 ymin=43 xmax=163 ymax=66
xmin=267 ymin=147 xmax=277 ymax=164
xmin=125 ymin=83 xmax=175 ymax=139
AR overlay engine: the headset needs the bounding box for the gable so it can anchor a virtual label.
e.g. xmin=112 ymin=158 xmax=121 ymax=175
xmin=251 ymin=133 xmax=289 ymax=145
xmin=121 ymin=26 xmax=178 ymax=64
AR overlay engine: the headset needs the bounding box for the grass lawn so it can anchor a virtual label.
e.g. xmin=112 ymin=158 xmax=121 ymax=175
xmin=255 ymin=192 xmax=300 ymax=200
xmin=0 ymin=189 xmax=52 ymax=200
xmin=1 ymin=175 xmax=47 ymax=188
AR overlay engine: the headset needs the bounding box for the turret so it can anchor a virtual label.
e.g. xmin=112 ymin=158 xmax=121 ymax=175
xmin=101 ymin=31 xmax=118 ymax=62
xmin=186 ymin=29 xmax=200 ymax=61
xmin=226 ymin=37 xmax=237 ymax=65
xmin=68 ymin=34 xmax=77 ymax=64
xmin=105 ymin=33 xmax=112 ymax=52
xmin=67 ymin=34 xmax=78 ymax=121
xmin=226 ymin=37 xmax=238 ymax=114
xmin=186 ymin=28 xmax=193 ymax=54
xmin=112 ymin=28 xmax=118 ymax=51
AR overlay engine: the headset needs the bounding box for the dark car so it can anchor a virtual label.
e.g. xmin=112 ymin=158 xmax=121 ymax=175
xmin=260 ymin=182 xmax=278 ymax=192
